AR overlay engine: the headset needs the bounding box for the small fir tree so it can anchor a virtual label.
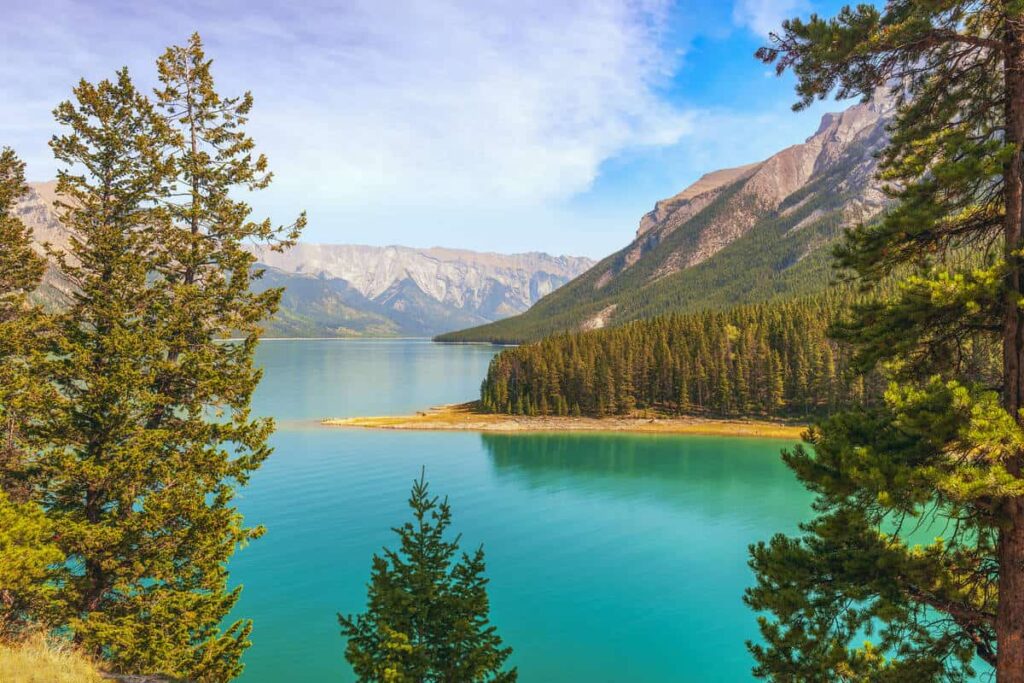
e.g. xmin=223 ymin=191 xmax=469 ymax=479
xmin=339 ymin=471 xmax=516 ymax=683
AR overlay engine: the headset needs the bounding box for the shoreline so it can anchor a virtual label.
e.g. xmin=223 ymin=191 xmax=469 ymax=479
xmin=322 ymin=402 xmax=807 ymax=440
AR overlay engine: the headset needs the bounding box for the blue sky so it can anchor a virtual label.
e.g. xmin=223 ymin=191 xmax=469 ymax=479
xmin=2 ymin=0 xmax=852 ymax=258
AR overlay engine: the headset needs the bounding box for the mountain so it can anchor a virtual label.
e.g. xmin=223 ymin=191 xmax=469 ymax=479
xmin=438 ymin=93 xmax=895 ymax=343
xmin=16 ymin=181 xmax=77 ymax=309
xmin=14 ymin=183 xmax=593 ymax=337
xmin=247 ymin=243 xmax=593 ymax=336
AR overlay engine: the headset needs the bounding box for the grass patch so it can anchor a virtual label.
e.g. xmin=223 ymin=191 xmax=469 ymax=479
xmin=0 ymin=634 xmax=104 ymax=683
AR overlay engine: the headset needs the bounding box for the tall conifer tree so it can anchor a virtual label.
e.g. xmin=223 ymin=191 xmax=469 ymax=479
xmin=38 ymin=35 xmax=303 ymax=680
xmin=0 ymin=148 xmax=47 ymax=502
xmin=43 ymin=68 xmax=192 ymax=673
xmin=746 ymin=1 xmax=1024 ymax=679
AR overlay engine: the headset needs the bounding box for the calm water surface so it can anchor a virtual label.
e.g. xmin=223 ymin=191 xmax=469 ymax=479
xmin=231 ymin=339 xmax=812 ymax=681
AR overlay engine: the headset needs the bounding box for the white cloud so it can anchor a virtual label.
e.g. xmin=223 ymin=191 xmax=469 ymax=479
xmin=258 ymin=0 xmax=693 ymax=207
xmin=732 ymin=0 xmax=809 ymax=37
xmin=2 ymin=0 xmax=841 ymax=256
xmin=1 ymin=0 xmax=693 ymax=213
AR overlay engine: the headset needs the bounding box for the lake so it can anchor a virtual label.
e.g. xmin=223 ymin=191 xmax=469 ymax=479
xmin=231 ymin=339 xmax=812 ymax=681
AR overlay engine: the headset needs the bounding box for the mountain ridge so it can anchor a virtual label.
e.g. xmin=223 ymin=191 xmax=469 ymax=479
xmin=438 ymin=92 xmax=894 ymax=344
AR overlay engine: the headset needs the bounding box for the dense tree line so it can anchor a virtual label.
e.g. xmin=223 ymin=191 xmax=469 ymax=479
xmin=480 ymin=294 xmax=888 ymax=419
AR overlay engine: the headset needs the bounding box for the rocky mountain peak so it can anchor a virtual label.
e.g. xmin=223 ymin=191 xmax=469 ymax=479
xmin=439 ymin=90 xmax=905 ymax=344
xmin=636 ymin=162 xmax=762 ymax=238
xmin=248 ymin=242 xmax=593 ymax=318
xmin=614 ymin=91 xmax=895 ymax=288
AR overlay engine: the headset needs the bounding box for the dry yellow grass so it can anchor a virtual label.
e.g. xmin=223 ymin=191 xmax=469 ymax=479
xmin=323 ymin=402 xmax=806 ymax=440
xmin=0 ymin=634 xmax=105 ymax=683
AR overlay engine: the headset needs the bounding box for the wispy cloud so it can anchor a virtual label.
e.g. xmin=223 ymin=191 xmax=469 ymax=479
xmin=1 ymin=0 xmax=846 ymax=256
xmin=1 ymin=0 xmax=692 ymax=210
xmin=732 ymin=0 xmax=809 ymax=37
xmin=255 ymin=0 xmax=693 ymax=208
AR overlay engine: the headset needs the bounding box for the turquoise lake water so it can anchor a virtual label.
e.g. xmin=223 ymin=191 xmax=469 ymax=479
xmin=230 ymin=339 xmax=812 ymax=681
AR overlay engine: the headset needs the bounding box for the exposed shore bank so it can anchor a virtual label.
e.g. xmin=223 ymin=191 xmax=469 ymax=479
xmin=322 ymin=402 xmax=807 ymax=440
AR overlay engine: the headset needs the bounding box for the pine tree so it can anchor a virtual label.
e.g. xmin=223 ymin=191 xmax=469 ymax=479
xmin=767 ymin=350 xmax=785 ymax=417
xmin=747 ymin=2 xmax=1023 ymax=678
xmin=677 ymin=367 xmax=691 ymax=415
xmin=339 ymin=471 xmax=516 ymax=683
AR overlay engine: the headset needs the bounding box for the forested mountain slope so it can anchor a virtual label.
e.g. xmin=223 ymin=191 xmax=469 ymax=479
xmin=16 ymin=183 xmax=592 ymax=337
xmin=438 ymin=94 xmax=894 ymax=343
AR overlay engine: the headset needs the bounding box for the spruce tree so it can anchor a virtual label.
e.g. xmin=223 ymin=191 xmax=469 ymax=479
xmin=746 ymin=1 xmax=1024 ymax=679
xmin=339 ymin=471 xmax=516 ymax=683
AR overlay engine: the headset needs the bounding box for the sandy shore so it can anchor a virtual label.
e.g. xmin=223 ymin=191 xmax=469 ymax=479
xmin=321 ymin=402 xmax=807 ymax=440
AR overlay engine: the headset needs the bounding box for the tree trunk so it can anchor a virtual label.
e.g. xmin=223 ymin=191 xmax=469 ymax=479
xmin=998 ymin=21 xmax=1024 ymax=683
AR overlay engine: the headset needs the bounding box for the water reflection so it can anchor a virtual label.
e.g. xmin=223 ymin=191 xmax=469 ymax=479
xmin=481 ymin=431 xmax=809 ymax=522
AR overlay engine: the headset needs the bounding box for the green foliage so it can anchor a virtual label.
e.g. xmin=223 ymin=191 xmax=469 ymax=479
xmin=0 ymin=148 xmax=62 ymax=640
xmin=0 ymin=35 xmax=305 ymax=681
xmin=0 ymin=492 xmax=62 ymax=642
xmin=748 ymin=385 xmax=1003 ymax=681
xmin=0 ymin=148 xmax=51 ymax=501
xmin=746 ymin=0 xmax=1024 ymax=678
xmin=339 ymin=471 xmax=516 ymax=683
xmin=0 ymin=149 xmax=44 ymax=314
xmin=480 ymin=293 xmax=878 ymax=419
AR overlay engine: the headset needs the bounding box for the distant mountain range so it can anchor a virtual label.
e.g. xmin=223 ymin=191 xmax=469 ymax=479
xmin=248 ymin=244 xmax=593 ymax=336
xmin=439 ymin=92 xmax=895 ymax=343
xmin=15 ymin=183 xmax=593 ymax=337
